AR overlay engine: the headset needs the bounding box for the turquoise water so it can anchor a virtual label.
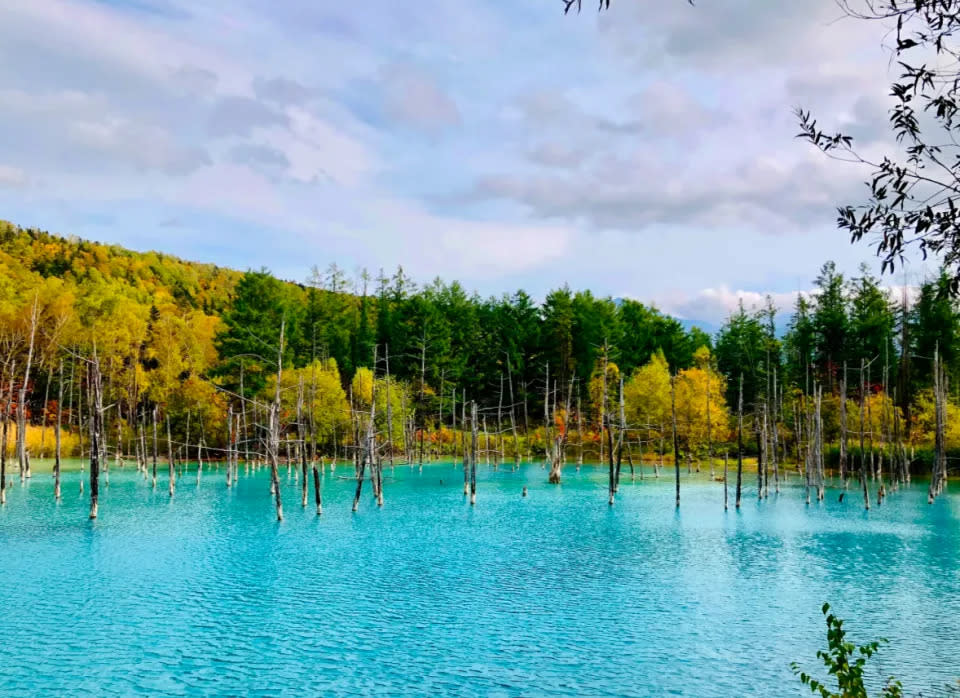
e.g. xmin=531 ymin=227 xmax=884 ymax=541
xmin=0 ymin=461 xmax=958 ymax=697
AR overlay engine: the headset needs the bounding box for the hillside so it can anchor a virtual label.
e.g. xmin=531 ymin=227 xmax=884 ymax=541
xmin=0 ymin=220 xmax=242 ymax=315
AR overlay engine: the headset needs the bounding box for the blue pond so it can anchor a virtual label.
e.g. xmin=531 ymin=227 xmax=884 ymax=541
xmin=0 ymin=461 xmax=958 ymax=696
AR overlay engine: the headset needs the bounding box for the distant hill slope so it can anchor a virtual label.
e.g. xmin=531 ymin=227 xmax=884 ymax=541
xmin=0 ymin=220 xmax=243 ymax=315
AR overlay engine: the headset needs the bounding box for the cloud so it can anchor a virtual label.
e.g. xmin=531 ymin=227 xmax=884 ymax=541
xmin=171 ymin=65 xmax=218 ymax=96
xmin=473 ymin=149 xmax=860 ymax=232
xmin=0 ymin=165 xmax=28 ymax=188
xmin=208 ymin=96 xmax=288 ymax=137
xmin=0 ymin=0 xmax=928 ymax=307
xmin=228 ymin=143 xmax=290 ymax=169
xmin=657 ymin=286 xmax=807 ymax=327
xmin=381 ymin=63 xmax=461 ymax=133
xmin=527 ymin=143 xmax=588 ymax=169
xmin=656 ymin=281 xmax=922 ymax=332
xmin=68 ymin=118 xmax=211 ymax=175
xmin=253 ymin=77 xmax=313 ymax=106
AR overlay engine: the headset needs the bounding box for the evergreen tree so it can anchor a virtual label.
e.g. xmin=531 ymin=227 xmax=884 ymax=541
xmin=714 ymin=301 xmax=768 ymax=408
xmin=812 ymin=261 xmax=850 ymax=390
xmin=541 ymin=286 xmax=576 ymax=391
xmin=784 ymin=294 xmax=815 ymax=390
xmin=911 ymin=271 xmax=960 ymax=389
xmin=848 ymin=264 xmax=897 ymax=375
xmin=214 ymin=269 xmax=300 ymax=397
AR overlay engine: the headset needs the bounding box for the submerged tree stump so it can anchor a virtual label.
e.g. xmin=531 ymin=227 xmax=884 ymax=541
xmin=313 ymin=464 xmax=322 ymax=515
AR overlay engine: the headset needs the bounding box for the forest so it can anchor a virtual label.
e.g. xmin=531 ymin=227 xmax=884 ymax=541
xmin=0 ymin=220 xmax=957 ymax=516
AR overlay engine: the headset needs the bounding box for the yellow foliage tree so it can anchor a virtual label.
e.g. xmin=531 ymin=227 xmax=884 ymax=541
xmin=674 ymin=359 xmax=729 ymax=454
xmin=268 ymin=358 xmax=350 ymax=448
xmin=349 ymin=366 xmax=410 ymax=449
xmin=588 ymin=358 xmax=620 ymax=426
xmin=911 ymin=388 xmax=960 ymax=448
xmin=624 ymin=350 xmax=671 ymax=430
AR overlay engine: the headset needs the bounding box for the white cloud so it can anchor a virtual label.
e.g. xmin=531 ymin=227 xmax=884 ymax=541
xmin=0 ymin=0 xmax=931 ymax=303
xmin=381 ymin=63 xmax=461 ymax=134
xmin=0 ymin=165 xmax=28 ymax=189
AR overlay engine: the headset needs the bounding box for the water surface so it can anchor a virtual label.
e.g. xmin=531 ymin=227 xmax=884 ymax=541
xmin=1 ymin=461 xmax=958 ymax=696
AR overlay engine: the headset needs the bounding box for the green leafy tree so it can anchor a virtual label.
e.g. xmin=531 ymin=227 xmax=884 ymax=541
xmin=214 ymin=269 xmax=301 ymax=397
xmin=541 ymin=286 xmax=576 ymax=391
xmin=785 ymin=293 xmax=816 ymax=390
xmin=813 ymin=262 xmax=850 ymax=389
xmin=571 ymin=290 xmax=620 ymax=395
xmin=848 ymin=264 xmax=897 ymax=372
xmin=714 ymin=301 xmax=769 ymax=408
xmin=791 ymin=603 xmax=903 ymax=698
xmin=911 ymin=271 xmax=960 ymax=390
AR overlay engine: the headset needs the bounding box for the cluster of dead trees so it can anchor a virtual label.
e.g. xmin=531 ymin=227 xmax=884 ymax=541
xmin=0 ymin=316 xmax=952 ymax=521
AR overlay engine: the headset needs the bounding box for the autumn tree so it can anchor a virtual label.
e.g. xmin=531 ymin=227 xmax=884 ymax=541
xmin=674 ymin=347 xmax=729 ymax=459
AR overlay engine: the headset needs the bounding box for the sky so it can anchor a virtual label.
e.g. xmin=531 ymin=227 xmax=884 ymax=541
xmin=0 ymin=0 xmax=940 ymax=330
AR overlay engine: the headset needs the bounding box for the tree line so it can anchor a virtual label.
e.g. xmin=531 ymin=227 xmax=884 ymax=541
xmin=0 ymin=222 xmax=958 ymax=515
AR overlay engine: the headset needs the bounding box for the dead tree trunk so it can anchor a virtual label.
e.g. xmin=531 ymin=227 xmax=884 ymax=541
xmin=483 ymin=416 xmax=490 ymax=467
xmin=496 ymin=372 xmax=504 ymax=468
xmin=461 ymin=393 xmax=468 ymax=491
xmin=771 ymin=368 xmax=780 ymax=494
xmin=418 ymin=332 xmax=426 ymax=472
xmin=17 ymin=296 xmax=38 ymax=481
xmin=269 ymin=321 xmax=286 ymax=521
xmin=451 ymin=386 xmax=458 ymax=467
xmin=547 ymin=364 xmax=563 ymax=484
xmin=470 ymin=402 xmax=478 ymax=505
xmin=614 ymin=376 xmax=625 ymax=489
xmin=757 ymin=410 xmax=765 ymax=500
xmin=152 ymin=405 xmax=159 ymax=489
xmin=867 ymin=363 xmax=875 ymax=481
xmin=706 ymin=365 xmax=713 ymax=478
xmin=138 ymin=407 xmax=147 ymax=476
xmin=385 ymin=344 xmax=395 ymax=473
xmin=0 ymin=362 xmax=14 ymax=505
xmin=671 ymin=373 xmax=680 ymax=509
xmin=736 ymin=375 xmax=743 ymax=509
xmin=723 ymin=451 xmax=729 ymax=511
xmin=88 ymin=356 xmax=103 ymax=519
xmin=313 ymin=463 xmax=322 ymax=515
xmin=462 ymin=392 xmax=471 ymax=494
xmin=878 ymin=347 xmax=889 ymax=503
xmin=40 ymin=366 xmax=51 ymax=458
xmin=892 ymin=387 xmax=905 ymax=486
xmin=816 ymin=385 xmax=825 ymax=501
xmin=929 ymin=346 xmax=948 ymax=502
xmin=839 ymin=361 xmax=848 ymax=483
xmin=658 ymin=424 xmax=664 ymax=478
xmin=803 ymin=391 xmax=812 ymax=505
xmin=178 ymin=409 xmax=186 ymax=477
xmin=233 ymin=412 xmax=240 ymax=483
xmin=167 ymin=414 xmax=175 ymax=498
xmin=55 ymin=359 xmax=63 ymax=500
xmin=576 ymin=391 xmax=584 ymax=470
xmin=77 ymin=362 xmax=84 ymax=465
xmin=226 ymin=404 xmax=234 ymax=487
xmin=196 ymin=417 xmax=204 ymax=487
xmin=507 ymin=357 xmax=521 ymax=470
xmin=240 ymin=360 xmax=249 ymax=467
xmin=353 ymin=346 xmax=376 ymax=513
xmin=860 ymin=358 xmax=871 ymax=510
xmin=298 ymin=378 xmax=309 ymax=508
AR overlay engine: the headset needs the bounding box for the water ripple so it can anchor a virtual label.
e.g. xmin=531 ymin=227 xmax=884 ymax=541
xmin=0 ymin=463 xmax=958 ymax=696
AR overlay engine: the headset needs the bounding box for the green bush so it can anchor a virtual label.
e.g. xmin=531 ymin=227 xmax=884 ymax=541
xmin=792 ymin=603 xmax=902 ymax=698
